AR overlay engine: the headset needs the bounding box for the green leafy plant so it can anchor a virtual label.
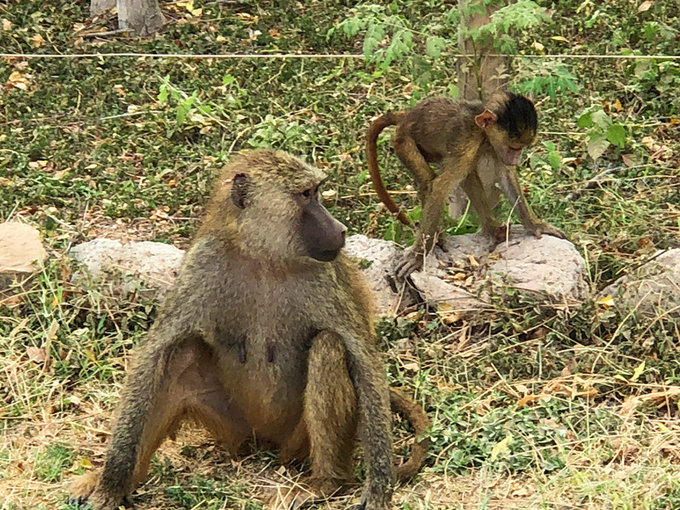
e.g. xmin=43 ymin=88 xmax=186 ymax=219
xmin=330 ymin=1 xmax=548 ymax=64
xmin=246 ymin=114 xmax=317 ymax=150
xmin=328 ymin=1 xmax=571 ymax=102
xmin=328 ymin=4 xmax=416 ymax=67
xmin=577 ymin=105 xmax=627 ymax=159
xmin=157 ymin=75 xmax=243 ymax=130
xmin=466 ymin=0 xmax=549 ymax=54
xmin=516 ymin=61 xmax=581 ymax=100
xmin=628 ymin=57 xmax=680 ymax=108
xmin=531 ymin=140 xmax=562 ymax=170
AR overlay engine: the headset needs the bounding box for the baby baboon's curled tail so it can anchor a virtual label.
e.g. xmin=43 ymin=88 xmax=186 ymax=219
xmin=366 ymin=111 xmax=411 ymax=226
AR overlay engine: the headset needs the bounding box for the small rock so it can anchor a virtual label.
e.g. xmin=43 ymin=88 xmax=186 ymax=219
xmin=0 ymin=222 xmax=48 ymax=288
xmin=601 ymin=248 xmax=680 ymax=317
xmin=70 ymin=239 xmax=185 ymax=298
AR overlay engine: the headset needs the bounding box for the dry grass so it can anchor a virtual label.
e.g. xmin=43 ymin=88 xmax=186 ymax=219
xmin=2 ymin=267 xmax=680 ymax=509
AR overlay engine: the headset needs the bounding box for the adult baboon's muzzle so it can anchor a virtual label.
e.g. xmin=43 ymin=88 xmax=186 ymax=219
xmin=301 ymin=201 xmax=347 ymax=262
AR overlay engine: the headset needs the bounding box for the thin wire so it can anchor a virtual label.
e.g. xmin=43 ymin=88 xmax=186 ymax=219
xmin=0 ymin=52 xmax=365 ymax=59
xmin=1 ymin=52 xmax=679 ymax=60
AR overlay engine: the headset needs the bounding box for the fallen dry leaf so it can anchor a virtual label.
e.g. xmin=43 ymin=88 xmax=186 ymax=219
xmin=112 ymin=84 xmax=126 ymax=97
xmin=516 ymin=394 xmax=541 ymax=407
xmin=597 ymin=295 xmax=615 ymax=308
xmin=402 ymin=362 xmax=420 ymax=372
xmin=621 ymin=153 xmax=640 ymax=167
xmin=638 ymin=0 xmax=653 ymax=12
xmin=7 ymin=71 xmax=31 ymax=91
xmin=26 ymin=346 xmax=47 ymax=364
xmin=150 ymin=205 xmax=171 ymax=222
xmin=30 ymin=33 xmax=45 ymax=48
xmin=467 ymin=254 xmax=480 ymax=268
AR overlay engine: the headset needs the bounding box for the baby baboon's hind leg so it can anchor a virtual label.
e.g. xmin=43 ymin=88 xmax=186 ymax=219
xmin=393 ymin=131 xmax=436 ymax=202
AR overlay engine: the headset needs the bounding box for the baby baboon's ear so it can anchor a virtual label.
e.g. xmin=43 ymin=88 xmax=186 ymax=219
xmin=230 ymin=173 xmax=251 ymax=209
xmin=474 ymin=109 xmax=498 ymax=129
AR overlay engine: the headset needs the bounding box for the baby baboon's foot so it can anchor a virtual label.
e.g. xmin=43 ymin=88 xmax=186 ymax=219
xmin=394 ymin=248 xmax=425 ymax=280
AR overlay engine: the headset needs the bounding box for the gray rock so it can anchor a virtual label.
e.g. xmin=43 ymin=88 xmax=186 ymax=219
xmin=409 ymin=271 xmax=488 ymax=314
xmin=70 ymin=239 xmax=184 ymax=298
xmin=409 ymin=230 xmax=588 ymax=313
xmin=0 ymin=222 xmax=48 ymax=288
xmin=68 ymin=235 xmax=415 ymax=316
xmin=601 ymin=249 xmax=680 ymax=317
xmin=485 ymin=234 xmax=590 ymax=302
xmin=67 ymin=231 xmax=590 ymax=318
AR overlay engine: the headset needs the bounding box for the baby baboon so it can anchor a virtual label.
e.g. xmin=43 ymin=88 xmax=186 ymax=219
xmin=366 ymin=91 xmax=566 ymax=278
xmin=69 ymin=149 xmax=429 ymax=510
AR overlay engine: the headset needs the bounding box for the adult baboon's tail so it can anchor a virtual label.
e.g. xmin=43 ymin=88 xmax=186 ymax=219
xmin=390 ymin=387 xmax=430 ymax=481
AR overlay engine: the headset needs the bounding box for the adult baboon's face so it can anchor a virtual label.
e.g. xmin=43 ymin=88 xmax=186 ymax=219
xmin=230 ymin=164 xmax=346 ymax=263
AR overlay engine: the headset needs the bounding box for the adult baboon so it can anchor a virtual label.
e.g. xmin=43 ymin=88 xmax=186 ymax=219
xmin=69 ymin=149 xmax=429 ymax=510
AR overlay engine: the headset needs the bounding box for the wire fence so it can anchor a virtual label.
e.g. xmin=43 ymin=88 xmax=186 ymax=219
xmin=1 ymin=52 xmax=679 ymax=60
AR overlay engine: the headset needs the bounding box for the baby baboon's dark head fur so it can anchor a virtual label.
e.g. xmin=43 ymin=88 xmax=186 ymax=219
xmin=495 ymin=91 xmax=538 ymax=143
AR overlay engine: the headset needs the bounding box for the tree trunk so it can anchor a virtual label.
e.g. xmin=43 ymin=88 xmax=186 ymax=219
xmin=90 ymin=0 xmax=116 ymax=17
xmin=117 ymin=0 xmax=166 ymax=36
xmin=448 ymin=0 xmax=510 ymax=219
xmin=456 ymin=0 xmax=509 ymax=102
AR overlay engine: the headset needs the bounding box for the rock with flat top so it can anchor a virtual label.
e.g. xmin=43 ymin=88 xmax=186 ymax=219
xmin=410 ymin=229 xmax=588 ymax=314
xmin=484 ymin=234 xmax=590 ymax=302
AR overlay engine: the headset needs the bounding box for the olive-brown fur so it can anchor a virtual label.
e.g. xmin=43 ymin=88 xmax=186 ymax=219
xmin=68 ymin=149 xmax=428 ymax=510
xmin=366 ymin=92 xmax=565 ymax=279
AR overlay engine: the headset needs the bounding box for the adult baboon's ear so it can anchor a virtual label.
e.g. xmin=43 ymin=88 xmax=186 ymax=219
xmin=230 ymin=173 xmax=251 ymax=209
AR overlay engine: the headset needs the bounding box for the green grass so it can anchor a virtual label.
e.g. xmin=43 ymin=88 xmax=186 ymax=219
xmin=34 ymin=444 xmax=75 ymax=483
xmin=1 ymin=0 xmax=680 ymax=508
